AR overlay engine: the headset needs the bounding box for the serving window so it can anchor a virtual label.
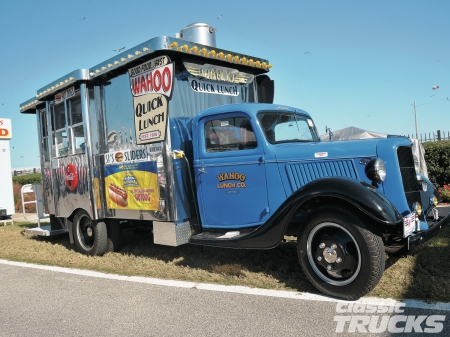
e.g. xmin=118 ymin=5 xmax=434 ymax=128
xmin=50 ymin=89 xmax=85 ymax=157
xmin=68 ymin=95 xmax=85 ymax=154
xmin=52 ymin=102 xmax=68 ymax=157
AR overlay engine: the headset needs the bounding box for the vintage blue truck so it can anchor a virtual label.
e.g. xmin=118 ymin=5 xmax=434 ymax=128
xmin=19 ymin=23 xmax=450 ymax=300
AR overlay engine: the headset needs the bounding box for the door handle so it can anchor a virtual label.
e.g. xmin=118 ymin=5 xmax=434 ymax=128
xmin=198 ymin=167 xmax=207 ymax=173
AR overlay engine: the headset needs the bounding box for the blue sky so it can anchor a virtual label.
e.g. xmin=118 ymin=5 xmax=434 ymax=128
xmin=0 ymin=0 xmax=449 ymax=169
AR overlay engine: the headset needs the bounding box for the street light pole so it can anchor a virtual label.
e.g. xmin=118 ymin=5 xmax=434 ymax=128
xmin=414 ymin=101 xmax=418 ymax=139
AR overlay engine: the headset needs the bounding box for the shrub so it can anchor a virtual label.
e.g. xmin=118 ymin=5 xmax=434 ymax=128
xmin=439 ymin=185 xmax=450 ymax=203
xmin=12 ymin=173 xmax=42 ymax=185
xmin=13 ymin=183 xmax=37 ymax=212
xmin=423 ymin=140 xmax=450 ymax=186
xmin=12 ymin=179 xmax=38 ymax=213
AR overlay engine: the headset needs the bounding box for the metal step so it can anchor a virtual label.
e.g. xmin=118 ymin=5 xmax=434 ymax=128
xmin=25 ymin=225 xmax=68 ymax=236
xmin=189 ymin=229 xmax=254 ymax=247
xmin=0 ymin=219 xmax=14 ymax=226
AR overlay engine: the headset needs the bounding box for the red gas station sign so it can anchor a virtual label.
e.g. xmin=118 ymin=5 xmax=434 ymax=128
xmin=0 ymin=119 xmax=12 ymax=139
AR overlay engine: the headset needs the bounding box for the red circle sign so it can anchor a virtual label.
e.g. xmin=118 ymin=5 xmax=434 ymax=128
xmin=65 ymin=164 xmax=79 ymax=191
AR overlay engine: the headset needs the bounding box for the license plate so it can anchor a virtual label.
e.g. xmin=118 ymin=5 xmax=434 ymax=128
xmin=403 ymin=212 xmax=416 ymax=238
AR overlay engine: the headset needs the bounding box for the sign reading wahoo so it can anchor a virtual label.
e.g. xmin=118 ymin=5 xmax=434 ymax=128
xmin=128 ymin=56 xmax=173 ymax=145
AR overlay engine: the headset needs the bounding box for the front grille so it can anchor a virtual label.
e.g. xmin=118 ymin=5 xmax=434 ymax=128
xmin=286 ymin=160 xmax=357 ymax=190
xmin=397 ymin=146 xmax=420 ymax=209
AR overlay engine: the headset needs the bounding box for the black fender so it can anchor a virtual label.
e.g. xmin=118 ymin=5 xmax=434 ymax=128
xmin=237 ymin=177 xmax=403 ymax=249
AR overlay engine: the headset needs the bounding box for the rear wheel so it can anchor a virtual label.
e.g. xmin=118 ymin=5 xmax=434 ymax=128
xmin=73 ymin=210 xmax=107 ymax=256
xmin=298 ymin=205 xmax=385 ymax=300
xmin=105 ymin=219 xmax=122 ymax=253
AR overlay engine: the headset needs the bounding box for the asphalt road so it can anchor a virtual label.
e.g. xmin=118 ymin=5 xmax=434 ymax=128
xmin=1 ymin=206 xmax=448 ymax=336
xmin=0 ymin=262 xmax=449 ymax=337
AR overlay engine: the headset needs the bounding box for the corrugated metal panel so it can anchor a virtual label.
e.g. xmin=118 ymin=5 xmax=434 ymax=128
xmin=286 ymin=160 xmax=357 ymax=190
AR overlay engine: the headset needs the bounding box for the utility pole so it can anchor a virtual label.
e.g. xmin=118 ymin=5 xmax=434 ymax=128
xmin=414 ymin=101 xmax=418 ymax=139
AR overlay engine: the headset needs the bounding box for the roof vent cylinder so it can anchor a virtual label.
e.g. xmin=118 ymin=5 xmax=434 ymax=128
xmin=177 ymin=23 xmax=216 ymax=47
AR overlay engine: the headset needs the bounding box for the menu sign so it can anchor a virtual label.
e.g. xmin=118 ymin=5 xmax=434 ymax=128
xmin=128 ymin=56 xmax=173 ymax=145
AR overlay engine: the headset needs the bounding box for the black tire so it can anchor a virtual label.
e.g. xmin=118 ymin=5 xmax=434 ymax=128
xmin=72 ymin=210 xmax=107 ymax=256
xmin=297 ymin=205 xmax=385 ymax=300
xmin=105 ymin=219 xmax=122 ymax=253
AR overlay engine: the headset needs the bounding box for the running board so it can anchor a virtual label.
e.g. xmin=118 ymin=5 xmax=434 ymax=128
xmin=189 ymin=230 xmax=254 ymax=248
xmin=25 ymin=225 xmax=68 ymax=237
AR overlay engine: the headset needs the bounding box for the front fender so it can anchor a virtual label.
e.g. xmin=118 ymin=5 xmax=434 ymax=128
xmin=298 ymin=177 xmax=403 ymax=224
xmin=238 ymin=177 xmax=403 ymax=249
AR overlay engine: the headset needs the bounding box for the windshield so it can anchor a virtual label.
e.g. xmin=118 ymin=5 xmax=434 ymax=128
xmin=257 ymin=110 xmax=320 ymax=143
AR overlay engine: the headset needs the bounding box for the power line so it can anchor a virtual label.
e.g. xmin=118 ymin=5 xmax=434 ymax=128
xmin=415 ymin=97 xmax=449 ymax=107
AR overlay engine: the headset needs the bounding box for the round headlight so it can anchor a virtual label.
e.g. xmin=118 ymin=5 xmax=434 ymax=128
xmin=365 ymin=158 xmax=386 ymax=183
xmin=431 ymin=195 xmax=438 ymax=206
xmin=413 ymin=202 xmax=422 ymax=216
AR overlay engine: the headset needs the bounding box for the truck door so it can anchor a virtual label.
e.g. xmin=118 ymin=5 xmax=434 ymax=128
xmin=194 ymin=113 xmax=269 ymax=229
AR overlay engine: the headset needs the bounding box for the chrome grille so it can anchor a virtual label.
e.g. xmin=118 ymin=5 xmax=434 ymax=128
xmin=286 ymin=160 xmax=357 ymax=190
xmin=397 ymin=146 xmax=420 ymax=209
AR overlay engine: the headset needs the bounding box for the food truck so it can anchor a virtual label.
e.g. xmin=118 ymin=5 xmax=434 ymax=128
xmin=19 ymin=23 xmax=450 ymax=300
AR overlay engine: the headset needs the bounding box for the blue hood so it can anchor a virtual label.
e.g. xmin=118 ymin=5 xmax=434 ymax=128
xmin=274 ymin=138 xmax=383 ymax=162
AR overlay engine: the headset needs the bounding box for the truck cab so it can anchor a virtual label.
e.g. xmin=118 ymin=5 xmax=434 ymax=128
xmin=19 ymin=23 xmax=450 ymax=300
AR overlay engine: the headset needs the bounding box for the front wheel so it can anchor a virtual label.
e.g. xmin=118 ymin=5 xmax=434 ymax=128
xmin=73 ymin=210 xmax=107 ymax=256
xmin=298 ymin=205 xmax=385 ymax=300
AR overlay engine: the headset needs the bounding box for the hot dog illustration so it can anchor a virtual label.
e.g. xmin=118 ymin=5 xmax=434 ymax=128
xmin=108 ymin=183 xmax=128 ymax=207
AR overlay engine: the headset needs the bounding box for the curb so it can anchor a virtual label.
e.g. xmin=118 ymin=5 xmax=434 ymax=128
xmin=1 ymin=259 xmax=449 ymax=312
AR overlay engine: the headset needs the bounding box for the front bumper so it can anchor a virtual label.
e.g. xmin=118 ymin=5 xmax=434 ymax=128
xmin=408 ymin=210 xmax=450 ymax=250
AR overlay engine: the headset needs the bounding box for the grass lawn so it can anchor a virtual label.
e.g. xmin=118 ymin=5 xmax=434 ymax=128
xmin=1 ymin=220 xmax=449 ymax=302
